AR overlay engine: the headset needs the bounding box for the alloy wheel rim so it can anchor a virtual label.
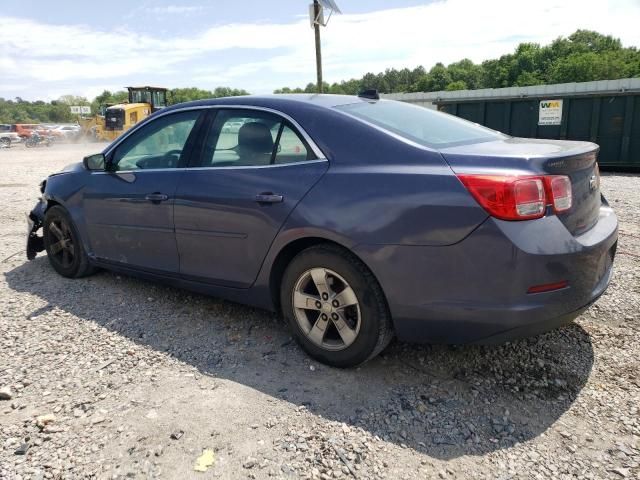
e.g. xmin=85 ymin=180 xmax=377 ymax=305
xmin=48 ymin=219 xmax=75 ymax=268
xmin=292 ymin=267 xmax=361 ymax=351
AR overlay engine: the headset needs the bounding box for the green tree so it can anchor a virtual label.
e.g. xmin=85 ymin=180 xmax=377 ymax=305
xmin=566 ymin=30 xmax=622 ymax=54
xmin=212 ymin=87 xmax=249 ymax=98
xmin=0 ymin=86 xmax=251 ymax=124
xmin=445 ymin=80 xmax=467 ymax=91
xmin=91 ymin=90 xmax=128 ymax=114
xmin=170 ymin=87 xmax=215 ymax=104
xmin=549 ymin=51 xmax=631 ymax=83
xmin=447 ymin=59 xmax=482 ymax=89
xmin=425 ymin=63 xmax=452 ymax=91
xmin=57 ymin=95 xmax=90 ymax=106
xmin=273 ymin=30 xmax=639 ymax=94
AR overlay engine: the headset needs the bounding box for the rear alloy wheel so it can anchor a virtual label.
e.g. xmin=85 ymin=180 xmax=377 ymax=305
xmin=281 ymin=245 xmax=393 ymax=368
xmin=43 ymin=206 xmax=95 ymax=278
xmin=293 ymin=267 xmax=361 ymax=351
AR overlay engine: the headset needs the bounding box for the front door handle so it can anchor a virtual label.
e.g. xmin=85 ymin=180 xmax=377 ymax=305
xmin=145 ymin=193 xmax=169 ymax=203
xmin=255 ymin=193 xmax=284 ymax=204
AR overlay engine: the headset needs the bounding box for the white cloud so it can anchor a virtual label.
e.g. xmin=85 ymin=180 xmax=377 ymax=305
xmin=149 ymin=5 xmax=204 ymax=15
xmin=1 ymin=0 xmax=639 ymax=100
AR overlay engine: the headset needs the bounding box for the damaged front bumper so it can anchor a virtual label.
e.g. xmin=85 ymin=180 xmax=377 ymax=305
xmin=26 ymin=200 xmax=46 ymax=260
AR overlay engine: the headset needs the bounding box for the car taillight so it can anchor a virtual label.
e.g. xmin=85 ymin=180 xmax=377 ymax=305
xmin=457 ymin=174 xmax=572 ymax=221
xmin=548 ymin=176 xmax=572 ymax=212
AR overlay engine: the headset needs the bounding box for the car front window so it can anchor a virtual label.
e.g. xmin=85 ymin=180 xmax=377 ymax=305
xmin=335 ymin=100 xmax=505 ymax=148
xmin=111 ymin=110 xmax=200 ymax=171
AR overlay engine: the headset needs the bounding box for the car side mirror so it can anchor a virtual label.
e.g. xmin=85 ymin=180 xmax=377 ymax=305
xmin=83 ymin=153 xmax=105 ymax=171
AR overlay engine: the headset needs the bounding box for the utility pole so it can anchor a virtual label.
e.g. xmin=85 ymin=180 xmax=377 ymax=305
xmin=313 ymin=0 xmax=323 ymax=93
xmin=309 ymin=0 xmax=341 ymax=94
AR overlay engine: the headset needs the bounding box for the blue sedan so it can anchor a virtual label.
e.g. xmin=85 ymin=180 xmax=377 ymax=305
xmin=26 ymin=94 xmax=618 ymax=367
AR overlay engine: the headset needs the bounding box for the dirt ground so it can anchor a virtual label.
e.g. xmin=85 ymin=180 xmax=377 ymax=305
xmin=0 ymin=143 xmax=638 ymax=480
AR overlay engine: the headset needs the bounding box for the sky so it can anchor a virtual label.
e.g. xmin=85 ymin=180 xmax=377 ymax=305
xmin=1 ymin=0 xmax=639 ymax=101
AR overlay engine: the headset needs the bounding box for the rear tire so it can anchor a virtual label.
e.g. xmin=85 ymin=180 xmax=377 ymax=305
xmin=280 ymin=244 xmax=393 ymax=368
xmin=43 ymin=206 xmax=95 ymax=278
xmin=0 ymin=138 xmax=10 ymax=148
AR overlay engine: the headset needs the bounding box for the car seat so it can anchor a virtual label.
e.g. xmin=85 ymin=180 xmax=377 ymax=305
xmin=236 ymin=122 xmax=274 ymax=166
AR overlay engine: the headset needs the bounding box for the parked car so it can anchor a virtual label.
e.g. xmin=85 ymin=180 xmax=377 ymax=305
xmin=25 ymin=94 xmax=618 ymax=367
xmin=38 ymin=125 xmax=66 ymax=138
xmin=0 ymin=124 xmax=22 ymax=147
xmin=221 ymin=119 xmax=246 ymax=133
xmin=51 ymin=125 xmax=81 ymax=140
xmin=12 ymin=123 xmax=58 ymax=138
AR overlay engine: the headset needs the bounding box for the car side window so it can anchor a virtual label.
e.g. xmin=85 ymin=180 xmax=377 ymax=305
xmin=200 ymin=109 xmax=315 ymax=168
xmin=111 ymin=110 xmax=200 ymax=171
xmin=274 ymin=125 xmax=313 ymax=164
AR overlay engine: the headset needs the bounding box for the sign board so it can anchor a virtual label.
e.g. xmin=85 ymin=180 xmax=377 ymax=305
xmin=309 ymin=3 xmax=324 ymax=27
xmin=538 ymin=99 xmax=563 ymax=126
xmin=309 ymin=0 xmax=341 ymax=27
xmin=70 ymin=106 xmax=91 ymax=115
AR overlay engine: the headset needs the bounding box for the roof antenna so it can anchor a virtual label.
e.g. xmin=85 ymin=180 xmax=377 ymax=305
xmin=358 ymin=89 xmax=380 ymax=100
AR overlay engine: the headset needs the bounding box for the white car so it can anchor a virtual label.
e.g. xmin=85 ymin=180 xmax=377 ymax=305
xmin=222 ymin=120 xmax=246 ymax=133
xmin=0 ymin=125 xmax=22 ymax=148
xmin=52 ymin=125 xmax=81 ymax=139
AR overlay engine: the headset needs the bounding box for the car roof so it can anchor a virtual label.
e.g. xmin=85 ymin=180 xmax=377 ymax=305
xmin=163 ymin=94 xmax=372 ymax=114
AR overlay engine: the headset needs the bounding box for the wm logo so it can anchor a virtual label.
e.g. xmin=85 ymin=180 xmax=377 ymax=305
xmin=541 ymin=101 xmax=561 ymax=108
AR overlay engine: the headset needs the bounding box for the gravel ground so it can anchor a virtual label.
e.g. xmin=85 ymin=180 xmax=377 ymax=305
xmin=0 ymin=143 xmax=638 ymax=480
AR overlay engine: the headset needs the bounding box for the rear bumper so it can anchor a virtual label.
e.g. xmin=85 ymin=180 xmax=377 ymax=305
xmin=354 ymin=202 xmax=618 ymax=344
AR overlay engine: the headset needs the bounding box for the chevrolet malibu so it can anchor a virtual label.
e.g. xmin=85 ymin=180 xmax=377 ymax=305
xmin=26 ymin=94 xmax=618 ymax=367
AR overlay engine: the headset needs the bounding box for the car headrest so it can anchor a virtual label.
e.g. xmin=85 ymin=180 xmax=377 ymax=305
xmin=238 ymin=122 xmax=274 ymax=154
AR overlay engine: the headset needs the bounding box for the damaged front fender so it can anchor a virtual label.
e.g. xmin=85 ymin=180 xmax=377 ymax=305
xmin=26 ymin=200 xmax=47 ymax=260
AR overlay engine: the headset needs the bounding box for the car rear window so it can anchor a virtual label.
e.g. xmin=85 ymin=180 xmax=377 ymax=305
xmin=335 ymin=100 xmax=505 ymax=148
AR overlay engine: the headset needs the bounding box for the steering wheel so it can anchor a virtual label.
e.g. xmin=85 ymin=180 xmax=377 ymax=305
xmin=134 ymin=149 xmax=183 ymax=170
xmin=164 ymin=149 xmax=182 ymax=167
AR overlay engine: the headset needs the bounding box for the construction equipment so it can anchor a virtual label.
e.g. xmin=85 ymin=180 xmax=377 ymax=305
xmin=78 ymin=105 xmax=108 ymax=142
xmin=90 ymin=87 xmax=168 ymax=142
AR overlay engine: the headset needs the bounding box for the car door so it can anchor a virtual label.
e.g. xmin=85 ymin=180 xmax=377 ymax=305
xmin=83 ymin=109 xmax=203 ymax=272
xmin=174 ymin=108 xmax=329 ymax=287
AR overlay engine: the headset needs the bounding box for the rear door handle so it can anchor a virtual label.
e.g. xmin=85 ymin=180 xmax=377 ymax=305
xmin=255 ymin=193 xmax=284 ymax=204
xmin=145 ymin=193 xmax=169 ymax=203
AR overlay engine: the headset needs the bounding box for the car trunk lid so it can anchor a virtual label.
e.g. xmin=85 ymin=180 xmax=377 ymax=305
xmin=440 ymin=137 xmax=601 ymax=236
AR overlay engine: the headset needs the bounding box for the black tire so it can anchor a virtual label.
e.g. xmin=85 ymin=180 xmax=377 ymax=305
xmin=43 ymin=206 xmax=95 ymax=278
xmin=0 ymin=138 xmax=10 ymax=148
xmin=280 ymin=244 xmax=393 ymax=368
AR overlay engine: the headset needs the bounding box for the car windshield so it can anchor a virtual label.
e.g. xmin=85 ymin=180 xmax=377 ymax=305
xmin=336 ymin=100 xmax=505 ymax=148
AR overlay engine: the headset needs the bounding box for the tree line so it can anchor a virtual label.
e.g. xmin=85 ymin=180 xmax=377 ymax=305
xmin=0 ymin=87 xmax=249 ymax=124
xmin=274 ymin=30 xmax=640 ymax=94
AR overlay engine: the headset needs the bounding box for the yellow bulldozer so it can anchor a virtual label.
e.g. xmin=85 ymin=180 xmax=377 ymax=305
xmin=79 ymin=86 xmax=168 ymax=142
xmin=78 ymin=104 xmax=109 ymax=141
